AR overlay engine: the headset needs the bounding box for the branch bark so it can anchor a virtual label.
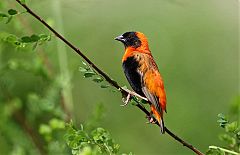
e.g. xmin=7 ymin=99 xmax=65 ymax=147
xmin=15 ymin=1 xmax=204 ymax=155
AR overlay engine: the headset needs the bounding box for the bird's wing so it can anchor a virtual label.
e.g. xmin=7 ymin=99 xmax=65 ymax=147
xmin=139 ymin=69 xmax=163 ymax=115
xmin=137 ymin=54 xmax=166 ymax=114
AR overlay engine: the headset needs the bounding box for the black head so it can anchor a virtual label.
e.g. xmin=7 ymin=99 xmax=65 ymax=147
xmin=115 ymin=31 xmax=141 ymax=48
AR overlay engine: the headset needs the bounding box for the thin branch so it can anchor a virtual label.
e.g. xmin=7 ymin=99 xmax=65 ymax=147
xmin=208 ymin=146 xmax=239 ymax=155
xmin=15 ymin=1 xmax=204 ymax=155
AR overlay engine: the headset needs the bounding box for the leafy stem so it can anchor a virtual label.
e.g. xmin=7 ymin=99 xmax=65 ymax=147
xmin=208 ymin=146 xmax=239 ymax=155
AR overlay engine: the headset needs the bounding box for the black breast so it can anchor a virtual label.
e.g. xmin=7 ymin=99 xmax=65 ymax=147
xmin=122 ymin=56 xmax=144 ymax=96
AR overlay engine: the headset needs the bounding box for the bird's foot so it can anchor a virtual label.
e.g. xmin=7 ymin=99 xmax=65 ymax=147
xmin=121 ymin=87 xmax=148 ymax=101
xmin=146 ymin=115 xmax=157 ymax=124
xmin=121 ymin=92 xmax=131 ymax=106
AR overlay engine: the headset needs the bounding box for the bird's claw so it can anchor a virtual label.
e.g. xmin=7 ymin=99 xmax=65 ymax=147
xmin=146 ymin=115 xmax=157 ymax=124
xmin=121 ymin=92 xmax=131 ymax=106
xmin=121 ymin=86 xmax=148 ymax=101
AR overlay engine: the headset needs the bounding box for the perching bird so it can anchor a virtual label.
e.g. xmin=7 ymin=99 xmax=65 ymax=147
xmin=115 ymin=31 xmax=167 ymax=133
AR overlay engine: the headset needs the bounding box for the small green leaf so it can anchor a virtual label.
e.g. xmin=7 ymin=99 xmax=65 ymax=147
xmin=79 ymin=66 xmax=87 ymax=72
xmin=93 ymin=77 xmax=103 ymax=83
xmin=0 ymin=13 xmax=8 ymax=17
xmin=217 ymin=113 xmax=228 ymax=128
xmin=84 ymin=71 xmax=96 ymax=78
xmin=6 ymin=35 xmax=17 ymax=43
xmin=206 ymin=148 xmax=224 ymax=155
xmin=21 ymin=36 xmax=32 ymax=43
xmin=14 ymin=41 xmax=21 ymax=46
xmin=218 ymin=113 xmax=226 ymax=119
xmin=100 ymin=84 xmax=110 ymax=88
xmin=110 ymin=89 xmax=117 ymax=93
xmin=8 ymin=9 xmax=18 ymax=15
xmin=225 ymin=121 xmax=238 ymax=133
xmin=219 ymin=134 xmax=236 ymax=146
xmin=39 ymin=34 xmax=51 ymax=41
xmin=30 ymin=34 xmax=40 ymax=42
xmin=82 ymin=61 xmax=87 ymax=66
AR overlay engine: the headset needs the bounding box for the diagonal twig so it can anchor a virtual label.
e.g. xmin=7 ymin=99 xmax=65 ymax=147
xmin=14 ymin=1 xmax=204 ymax=155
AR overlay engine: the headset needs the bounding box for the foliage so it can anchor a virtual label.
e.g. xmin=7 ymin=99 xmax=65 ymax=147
xmin=207 ymin=99 xmax=240 ymax=155
xmin=0 ymin=3 xmax=129 ymax=155
xmin=0 ymin=1 xmax=117 ymax=155
xmin=0 ymin=9 xmax=18 ymax=24
xmin=0 ymin=32 xmax=51 ymax=50
xmin=65 ymin=122 xmax=120 ymax=155
xmin=0 ymin=1 xmax=239 ymax=155
xmin=79 ymin=61 xmax=110 ymax=89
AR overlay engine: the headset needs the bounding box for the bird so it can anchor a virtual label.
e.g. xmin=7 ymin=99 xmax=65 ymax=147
xmin=115 ymin=31 xmax=167 ymax=133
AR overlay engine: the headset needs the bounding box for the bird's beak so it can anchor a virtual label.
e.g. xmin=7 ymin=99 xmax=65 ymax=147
xmin=114 ymin=35 xmax=125 ymax=42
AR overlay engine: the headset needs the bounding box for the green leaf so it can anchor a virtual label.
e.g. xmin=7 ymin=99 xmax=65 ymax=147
xmin=219 ymin=134 xmax=236 ymax=146
xmin=6 ymin=35 xmax=18 ymax=43
xmin=14 ymin=41 xmax=22 ymax=46
xmin=100 ymin=84 xmax=110 ymax=88
xmin=21 ymin=36 xmax=32 ymax=43
xmin=225 ymin=121 xmax=238 ymax=133
xmin=93 ymin=77 xmax=103 ymax=83
xmin=217 ymin=113 xmax=225 ymax=119
xmin=39 ymin=34 xmax=51 ymax=41
xmin=30 ymin=34 xmax=40 ymax=42
xmin=206 ymin=148 xmax=224 ymax=155
xmin=0 ymin=13 xmax=8 ymax=17
xmin=82 ymin=61 xmax=87 ymax=66
xmin=91 ymin=127 xmax=109 ymax=143
xmin=79 ymin=66 xmax=87 ymax=72
xmin=84 ymin=71 xmax=96 ymax=78
xmin=65 ymin=123 xmax=90 ymax=149
xmin=217 ymin=113 xmax=228 ymax=128
xmin=8 ymin=9 xmax=18 ymax=15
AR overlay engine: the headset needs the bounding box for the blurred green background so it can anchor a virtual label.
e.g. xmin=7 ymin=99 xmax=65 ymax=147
xmin=0 ymin=0 xmax=239 ymax=154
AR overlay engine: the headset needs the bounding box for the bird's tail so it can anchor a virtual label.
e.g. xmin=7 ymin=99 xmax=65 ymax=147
xmin=151 ymin=105 xmax=165 ymax=134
